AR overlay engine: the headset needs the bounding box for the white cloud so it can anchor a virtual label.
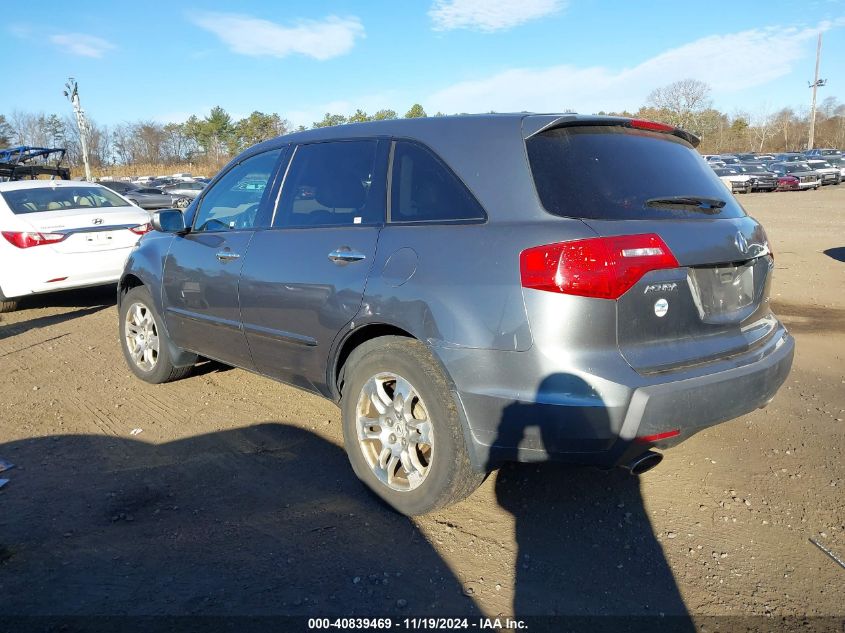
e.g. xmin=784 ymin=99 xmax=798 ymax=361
xmin=191 ymin=12 xmax=364 ymax=61
xmin=50 ymin=33 xmax=116 ymax=58
xmin=429 ymin=0 xmax=565 ymax=32
xmin=427 ymin=20 xmax=845 ymax=114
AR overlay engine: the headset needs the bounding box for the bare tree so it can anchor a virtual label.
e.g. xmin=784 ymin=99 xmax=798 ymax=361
xmin=751 ymin=105 xmax=775 ymax=152
xmin=646 ymin=79 xmax=712 ymax=133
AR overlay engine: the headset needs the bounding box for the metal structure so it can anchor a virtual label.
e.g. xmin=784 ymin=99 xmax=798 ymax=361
xmin=807 ymin=33 xmax=827 ymax=150
xmin=0 ymin=146 xmax=70 ymax=181
xmin=63 ymin=78 xmax=92 ymax=182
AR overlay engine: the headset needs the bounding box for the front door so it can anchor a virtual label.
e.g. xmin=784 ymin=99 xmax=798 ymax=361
xmin=162 ymin=148 xmax=283 ymax=368
xmin=239 ymin=139 xmax=387 ymax=393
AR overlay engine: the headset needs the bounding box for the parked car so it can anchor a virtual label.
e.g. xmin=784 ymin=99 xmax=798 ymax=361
xmin=775 ymin=174 xmax=801 ymax=191
xmin=718 ymin=155 xmax=742 ymax=165
xmin=734 ymin=153 xmax=758 ymax=161
xmin=713 ymin=167 xmax=753 ymax=193
xmin=149 ymin=177 xmax=179 ymax=189
xmin=117 ymin=114 xmax=794 ymax=515
xmin=773 ymin=152 xmax=805 ymax=163
xmin=160 ymin=181 xmax=206 ymax=207
xmin=100 ymin=181 xmax=181 ymax=210
xmin=734 ymin=164 xmax=778 ymax=192
xmin=0 ymin=180 xmax=150 ymax=312
xmin=827 ymin=156 xmax=845 ymax=179
xmin=805 ymin=159 xmax=842 ymax=185
xmin=768 ymin=162 xmax=822 ymax=189
xmin=804 ymin=148 xmax=842 ymax=159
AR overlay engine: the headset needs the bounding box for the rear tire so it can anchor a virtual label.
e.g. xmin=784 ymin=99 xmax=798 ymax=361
xmin=340 ymin=336 xmax=484 ymax=516
xmin=0 ymin=298 xmax=18 ymax=313
xmin=119 ymin=285 xmax=194 ymax=383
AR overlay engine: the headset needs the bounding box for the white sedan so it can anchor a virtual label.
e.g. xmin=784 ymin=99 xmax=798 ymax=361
xmin=712 ymin=167 xmax=753 ymax=194
xmin=0 ymin=180 xmax=152 ymax=312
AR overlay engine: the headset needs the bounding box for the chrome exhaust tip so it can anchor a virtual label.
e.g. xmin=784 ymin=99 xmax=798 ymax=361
xmin=621 ymin=450 xmax=663 ymax=476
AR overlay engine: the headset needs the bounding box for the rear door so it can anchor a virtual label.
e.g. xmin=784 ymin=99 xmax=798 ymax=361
xmin=161 ymin=148 xmax=283 ymax=368
xmin=239 ymin=139 xmax=387 ymax=393
xmin=525 ymin=124 xmax=776 ymax=373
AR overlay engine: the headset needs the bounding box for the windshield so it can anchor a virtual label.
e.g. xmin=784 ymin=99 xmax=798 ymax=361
xmin=1 ymin=186 xmax=131 ymax=214
xmin=526 ymin=126 xmax=746 ymax=220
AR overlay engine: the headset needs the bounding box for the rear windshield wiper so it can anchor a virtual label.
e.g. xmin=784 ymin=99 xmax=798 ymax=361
xmin=645 ymin=196 xmax=727 ymax=213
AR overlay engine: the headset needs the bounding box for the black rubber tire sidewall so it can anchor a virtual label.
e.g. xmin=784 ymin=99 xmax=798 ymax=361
xmin=119 ymin=285 xmax=184 ymax=384
xmin=340 ymin=337 xmax=479 ymax=516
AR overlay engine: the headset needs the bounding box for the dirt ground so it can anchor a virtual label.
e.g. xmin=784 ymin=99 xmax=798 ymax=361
xmin=0 ymin=186 xmax=843 ymax=623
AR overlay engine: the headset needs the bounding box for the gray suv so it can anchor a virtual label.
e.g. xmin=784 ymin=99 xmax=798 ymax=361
xmin=117 ymin=114 xmax=794 ymax=515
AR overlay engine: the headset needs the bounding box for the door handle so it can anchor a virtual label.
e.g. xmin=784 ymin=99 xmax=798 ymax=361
xmin=328 ymin=248 xmax=366 ymax=265
xmin=216 ymin=251 xmax=241 ymax=262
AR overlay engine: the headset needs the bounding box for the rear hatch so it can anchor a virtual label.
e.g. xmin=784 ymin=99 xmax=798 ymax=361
xmin=525 ymin=121 xmax=777 ymax=373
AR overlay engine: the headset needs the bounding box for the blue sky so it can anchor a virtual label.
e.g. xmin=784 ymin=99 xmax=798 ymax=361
xmin=2 ymin=0 xmax=844 ymax=127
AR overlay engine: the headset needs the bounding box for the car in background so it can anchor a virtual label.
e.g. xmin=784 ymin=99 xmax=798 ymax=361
xmin=775 ymin=174 xmax=801 ymax=191
xmin=735 ymin=153 xmax=758 ymax=161
xmin=805 ymin=159 xmax=841 ymax=185
xmin=719 ymin=155 xmax=742 ymax=165
xmin=100 ymin=181 xmax=183 ymax=210
xmin=827 ymin=156 xmax=845 ymax=180
xmin=774 ymin=153 xmax=805 ymax=163
xmin=160 ymin=181 xmax=206 ymax=208
xmin=149 ymin=177 xmax=179 ymax=189
xmin=713 ymin=167 xmax=752 ymax=193
xmin=768 ymin=162 xmax=821 ymax=190
xmin=0 ymin=180 xmax=150 ymax=312
xmin=804 ymin=148 xmax=842 ymax=160
xmin=735 ymin=164 xmax=778 ymax=192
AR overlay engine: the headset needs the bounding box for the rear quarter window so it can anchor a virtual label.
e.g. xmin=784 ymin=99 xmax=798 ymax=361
xmin=526 ymin=126 xmax=747 ymax=220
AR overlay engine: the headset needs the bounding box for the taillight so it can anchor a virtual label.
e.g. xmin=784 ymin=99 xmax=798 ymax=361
xmin=520 ymin=234 xmax=679 ymax=300
xmin=129 ymin=223 xmax=152 ymax=235
xmin=1 ymin=231 xmax=67 ymax=249
xmin=630 ymin=119 xmax=675 ymax=133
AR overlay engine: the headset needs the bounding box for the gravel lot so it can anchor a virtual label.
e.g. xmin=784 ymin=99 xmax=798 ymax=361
xmin=0 ymin=186 xmax=843 ymax=622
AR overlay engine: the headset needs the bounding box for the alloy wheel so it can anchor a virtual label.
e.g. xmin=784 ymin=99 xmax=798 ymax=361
xmin=355 ymin=372 xmax=433 ymax=492
xmin=124 ymin=302 xmax=160 ymax=372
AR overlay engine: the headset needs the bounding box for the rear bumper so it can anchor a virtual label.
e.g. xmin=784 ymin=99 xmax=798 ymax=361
xmin=437 ymin=327 xmax=794 ymax=471
xmin=0 ymin=247 xmax=134 ymax=299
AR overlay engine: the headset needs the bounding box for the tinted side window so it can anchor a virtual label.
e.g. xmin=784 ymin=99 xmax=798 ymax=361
xmin=275 ymin=140 xmax=381 ymax=228
xmin=192 ymin=149 xmax=281 ymax=232
xmin=390 ymin=141 xmax=485 ymax=223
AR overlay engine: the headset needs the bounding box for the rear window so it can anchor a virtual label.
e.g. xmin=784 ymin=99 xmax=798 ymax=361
xmin=526 ymin=126 xmax=746 ymax=220
xmin=1 ymin=186 xmax=131 ymax=214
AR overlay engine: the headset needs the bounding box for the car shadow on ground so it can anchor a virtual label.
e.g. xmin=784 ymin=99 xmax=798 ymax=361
xmin=823 ymin=247 xmax=845 ymax=263
xmin=0 ymin=286 xmax=115 ymax=340
xmin=0 ymin=305 xmax=109 ymax=342
xmin=12 ymin=285 xmax=118 ymax=311
xmin=0 ymin=423 xmax=479 ymax=620
xmin=488 ymin=374 xmax=693 ymax=626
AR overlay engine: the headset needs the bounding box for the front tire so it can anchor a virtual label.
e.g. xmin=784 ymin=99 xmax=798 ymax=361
xmin=119 ymin=285 xmax=194 ymax=383
xmin=340 ymin=336 xmax=484 ymax=516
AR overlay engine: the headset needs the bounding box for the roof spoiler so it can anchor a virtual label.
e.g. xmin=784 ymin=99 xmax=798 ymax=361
xmin=523 ymin=115 xmax=700 ymax=148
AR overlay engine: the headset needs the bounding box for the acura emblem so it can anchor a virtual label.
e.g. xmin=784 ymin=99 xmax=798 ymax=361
xmin=92 ymin=218 xmax=104 ymax=225
xmin=734 ymin=231 xmax=749 ymax=255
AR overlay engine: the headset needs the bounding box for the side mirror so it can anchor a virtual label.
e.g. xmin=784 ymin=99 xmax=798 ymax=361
xmin=151 ymin=209 xmax=187 ymax=233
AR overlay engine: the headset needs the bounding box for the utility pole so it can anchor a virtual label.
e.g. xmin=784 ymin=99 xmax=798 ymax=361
xmin=63 ymin=78 xmax=92 ymax=181
xmin=807 ymin=33 xmax=827 ymax=151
